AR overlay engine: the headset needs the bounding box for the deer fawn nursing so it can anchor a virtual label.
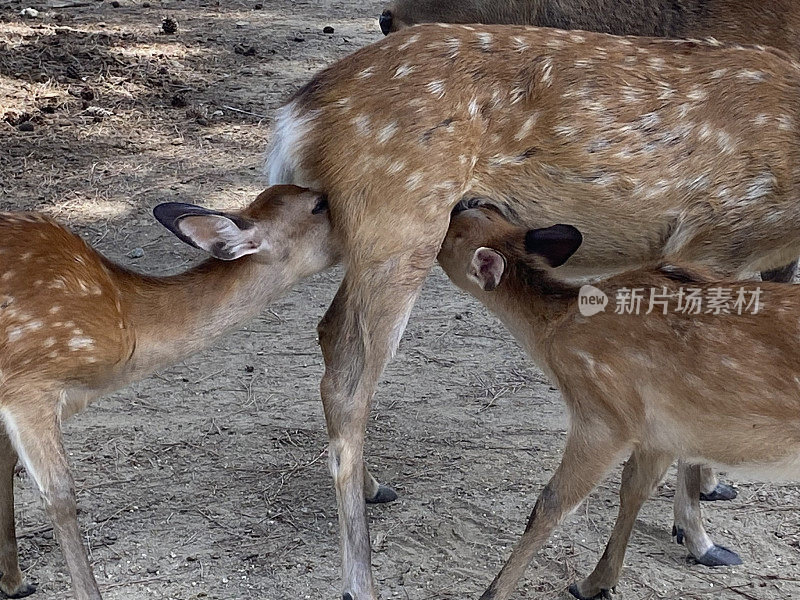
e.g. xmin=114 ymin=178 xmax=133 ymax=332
xmin=438 ymin=205 xmax=800 ymax=600
xmin=0 ymin=186 xmax=338 ymax=599
xmin=266 ymin=23 xmax=800 ymax=600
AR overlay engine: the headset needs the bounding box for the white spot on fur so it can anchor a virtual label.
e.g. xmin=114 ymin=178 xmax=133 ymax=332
xmin=426 ymin=80 xmax=445 ymax=99
xmin=405 ymin=171 xmax=423 ymax=191
xmin=68 ymin=336 xmax=95 ymax=351
xmin=446 ymin=37 xmax=461 ymax=58
xmin=43 ymin=337 xmax=56 ymax=348
xmin=476 ymin=32 xmax=492 ymax=50
xmin=351 ymin=114 xmax=371 ymax=136
xmin=1 ymin=271 xmax=13 ymax=281
xmin=510 ymin=87 xmax=526 ymax=105
xmin=514 ymin=114 xmax=539 ymax=141
xmin=737 ymin=69 xmax=767 ymax=83
xmin=393 ymin=64 xmax=414 ymax=79
xmin=541 ymin=58 xmax=553 ymax=86
xmin=378 ymin=122 xmax=398 ymax=144
xmin=358 ymin=67 xmax=375 ymax=79
xmin=387 ymin=160 xmax=406 ymax=175
xmin=468 ymin=98 xmax=480 ymax=117
xmin=778 ymin=115 xmax=794 ymax=132
xmin=687 ymin=87 xmax=707 ymax=101
xmin=710 ymin=68 xmax=728 ymax=79
xmin=6 ymin=326 xmax=23 ymax=342
xmin=512 ymin=36 xmax=529 ymax=52
xmin=398 ymin=34 xmax=419 ymax=50
xmin=743 ymin=172 xmax=776 ymax=202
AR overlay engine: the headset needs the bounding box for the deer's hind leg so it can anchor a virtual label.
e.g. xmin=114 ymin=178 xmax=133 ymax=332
xmin=1 ymin=399 xmax=102 ymax=600
xmin=318 ymin=202 xmax=451 ymax=600
xmin=673 ymin=461 xmax=741 ymax=567
xmin=0 ymin=427 xmax=35 ymax=598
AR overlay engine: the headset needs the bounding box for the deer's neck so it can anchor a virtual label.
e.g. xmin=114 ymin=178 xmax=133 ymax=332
xmin=482 ymin=275 xmax=579 ymax=374
xmin=113 ymin=257 xmax=287 ymax=379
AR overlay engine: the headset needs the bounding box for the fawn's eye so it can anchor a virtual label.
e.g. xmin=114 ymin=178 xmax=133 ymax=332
xmin=312 ymin=196 xmax=329 ymax=214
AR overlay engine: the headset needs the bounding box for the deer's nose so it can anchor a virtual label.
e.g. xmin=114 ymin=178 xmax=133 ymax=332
xmin=379 ymin=10 xmax=393 ymax=35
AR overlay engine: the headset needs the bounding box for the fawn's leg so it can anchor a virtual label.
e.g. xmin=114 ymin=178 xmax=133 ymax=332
xmin=0 ymin=430 xmax=36 ymax=598
xmin=569 ymin=449 xmax=673 ymax=600
xmin=479 ymin=423 xmax=628 ymax=600
xmin=318 ymin=221 xmax=445 ymax=600
xmin=673 ymin=461 xmax=741 ymax=567
xmin=1 ymin=405 xmax=102 ymax=600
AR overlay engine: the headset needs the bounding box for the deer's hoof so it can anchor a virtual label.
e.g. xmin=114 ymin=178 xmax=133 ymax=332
xmin=2 ymin=581 xmax=37 ymax=599
xmin=672 ymin=524 xmax=685 ymax=545
xmin=699 ymin=483 xmax=737 ymax=502
xmin=568 ymin=583 xmax=612 ymax=600
xmin=343 ymin=595 xmax=353 ymax=600
xmin=695 ymin=545 xmax=742 ymax=567
xmin=365 ymin=484 xmax=398 ymax=504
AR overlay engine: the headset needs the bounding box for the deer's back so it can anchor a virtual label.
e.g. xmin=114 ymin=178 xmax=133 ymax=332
xmin=0 ymin=214 xmax=133 ymax=396
xmin=281 ymin=25 xmax=800 ymax=275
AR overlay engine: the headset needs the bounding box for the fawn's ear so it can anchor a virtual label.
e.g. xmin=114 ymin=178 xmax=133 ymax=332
xmin=524 ymin=224 xmax=583 ymax=268
xmin=153 ymin=202 xmax=265 ymax=261
xmin=468 ymin=247 xmax=507 ymax=291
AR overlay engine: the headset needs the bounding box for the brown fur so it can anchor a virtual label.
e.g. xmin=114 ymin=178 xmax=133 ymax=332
xmin=0 ymin=185 xmax=339 ymax=600
xmin=438 ymin=207 xmax=800 ymax=599
xmin=265 ymin=24 xmax=800 ymax=600
xmin=381 ymin=0 xmax=800 ymax=58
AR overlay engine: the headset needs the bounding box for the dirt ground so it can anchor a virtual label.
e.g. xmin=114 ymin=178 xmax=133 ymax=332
xmin=1 ymin=1 xmax=800 ymax=599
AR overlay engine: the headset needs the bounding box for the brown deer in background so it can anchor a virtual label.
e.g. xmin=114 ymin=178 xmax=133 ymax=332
xmin=438 ymin=204 xmax=800 ymax=600
xmin=379 ymin=0 xmax=800 ymax=73
xmin=266 ymin=24 xmax=800 ymax=600
xmin=0 ymin=186 xmax=339 ymax=600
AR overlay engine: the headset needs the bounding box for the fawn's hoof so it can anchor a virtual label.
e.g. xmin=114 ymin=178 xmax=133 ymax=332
xmin=1 ymin=580 xmax=37 ymax=599
xmin=695 ymin=545 xmax=743 ymax=567
xmin=568 ymin=583 xmax=612 ymax=600
xmin=699 ymin=483 xmax=737 ymax=502
xmin=365 ymin=484 xmax=398 ymax=504
xmin=342 ymin=595 xmax=353 ymax=600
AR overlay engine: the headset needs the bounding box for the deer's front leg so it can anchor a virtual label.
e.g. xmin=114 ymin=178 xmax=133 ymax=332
xmin=480 ymin=419 xmax=629 ymax=600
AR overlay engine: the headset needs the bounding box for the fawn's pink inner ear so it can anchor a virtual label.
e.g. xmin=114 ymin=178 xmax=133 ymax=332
xmin=471 ymin=247 xmax=506 ymax=291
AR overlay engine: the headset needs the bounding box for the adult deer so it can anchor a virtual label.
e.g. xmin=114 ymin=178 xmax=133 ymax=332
xmin=0 ymin=186 xmax=338 ymax=599
xmin=266 ymin=24 xmax=800 ymax=599
xmin=437 ymin=204 xmax=799 ymax=600
xmin=377 ymin=0 xmax=800 ymax=285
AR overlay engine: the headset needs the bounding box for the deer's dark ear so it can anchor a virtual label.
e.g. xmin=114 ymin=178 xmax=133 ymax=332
xmin=524 ymin=225 xmax=583 ymax=268
xmin=153 ymin=202 xmax=264 ymax=261
xmin=468 ymin=247 xmax=507 ymax=291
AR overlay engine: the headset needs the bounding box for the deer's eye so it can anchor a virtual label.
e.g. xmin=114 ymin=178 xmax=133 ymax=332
xmin=312 ymin=197 xmax=329 ymax=214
